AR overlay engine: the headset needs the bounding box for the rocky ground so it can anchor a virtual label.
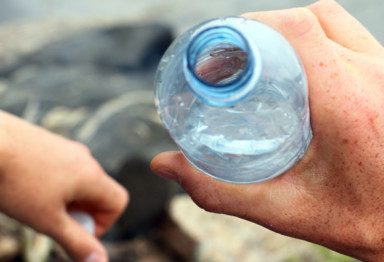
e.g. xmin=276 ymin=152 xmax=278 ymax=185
xmin=0 ymin=195 xmax=360 ymax=262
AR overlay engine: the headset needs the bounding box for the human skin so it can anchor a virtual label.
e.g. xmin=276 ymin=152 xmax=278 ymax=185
xmin=151 ymin=0 xmax=384 ymax=261
xmin=0 ymin=111 xmax=128 ymax=262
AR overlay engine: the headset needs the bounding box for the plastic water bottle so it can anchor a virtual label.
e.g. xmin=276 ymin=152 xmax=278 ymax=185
xmin=155 ymin=17 xmax=312 ymax=184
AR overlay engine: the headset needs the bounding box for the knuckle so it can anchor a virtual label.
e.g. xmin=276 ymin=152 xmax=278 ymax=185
xmin=107 ymin=181 xmax=129 ymax=214
xmin=188 ymin=186 xmax=224 ymax=214
xmin=73 ymin=141 xmax=91 ymax=154
xmin=308 ymin=0 xmax=339 ymax=15
xmin=193 ymin=195 xmax=221 ymax=213
xmin=117 ymin=186 xmax=129 ymax=210
xmin=79 ymin=158 xmax=104 ymax=179
xmin=278 ymin=8 xmax=317 ymax=37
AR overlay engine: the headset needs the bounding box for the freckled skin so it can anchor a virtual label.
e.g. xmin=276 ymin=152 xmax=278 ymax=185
xmin=151 ymin=1 xmax=384 ymax=261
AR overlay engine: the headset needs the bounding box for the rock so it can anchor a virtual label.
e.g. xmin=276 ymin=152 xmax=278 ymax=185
xmin=0 ymin=236 xmax=19 ymax=262
xmin=103 ymin=209 xmax=197 ymax=262
xmin=104 ymin=237 xmax=171 ymax=262
xmin=108 ymin=158 xmax=178 ymax=240
xmin=0 ymin=213 xmax=21 ymax=261
xmin=169 ymin=195 xmax=360 ymax=262
xmin=20 ymin=226 xmax=52 ymax=262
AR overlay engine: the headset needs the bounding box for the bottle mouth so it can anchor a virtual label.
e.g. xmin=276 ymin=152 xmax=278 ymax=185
xmin=185 ymin=26 xmax=257 ymax=106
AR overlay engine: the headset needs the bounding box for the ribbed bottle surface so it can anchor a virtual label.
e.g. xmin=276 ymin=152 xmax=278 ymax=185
xmin=155 ymin=17 xmax=311 ymax=184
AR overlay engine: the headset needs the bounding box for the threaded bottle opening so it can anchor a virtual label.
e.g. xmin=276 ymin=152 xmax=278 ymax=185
xmin=185 ymin=26 xmax=257 ymax=106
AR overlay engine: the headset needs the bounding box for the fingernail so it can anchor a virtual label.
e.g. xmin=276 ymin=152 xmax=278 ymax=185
xmin=153 ymin=168 xmax=180 ymax=183
xmin=84 ymin=252 xmax=105 ymax=262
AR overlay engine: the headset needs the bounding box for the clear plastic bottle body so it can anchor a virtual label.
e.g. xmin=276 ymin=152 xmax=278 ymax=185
xmin=155 ymin=17 xmax=312 ymax=184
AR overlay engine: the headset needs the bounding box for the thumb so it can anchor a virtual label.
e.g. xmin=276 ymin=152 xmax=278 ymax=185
xmin=150 ymin=151 xmax=269 ymax=217
xmin=54 ymin=212 xmax=108 ymax=262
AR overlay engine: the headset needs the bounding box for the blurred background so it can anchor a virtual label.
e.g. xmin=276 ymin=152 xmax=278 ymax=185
xmin=0 ymin=0 xmax=382 ymax=261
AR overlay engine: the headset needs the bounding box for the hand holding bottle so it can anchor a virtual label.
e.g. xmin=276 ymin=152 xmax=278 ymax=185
xmin=151 ymin=0 xmax=384 ymax=261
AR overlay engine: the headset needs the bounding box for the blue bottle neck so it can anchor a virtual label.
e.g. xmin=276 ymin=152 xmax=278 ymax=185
xmin=184 ymin=26 xmax=261 ymax=106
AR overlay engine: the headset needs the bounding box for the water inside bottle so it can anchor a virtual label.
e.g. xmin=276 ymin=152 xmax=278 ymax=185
xmin=182 ymin=27 xmax=300 ymax=160
xmin=179 ymin=81 xmax=299 ymax=158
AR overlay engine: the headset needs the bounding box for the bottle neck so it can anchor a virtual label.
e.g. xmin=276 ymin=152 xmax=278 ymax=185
xmin=184 ymin=26 xmax=260 ymax=106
